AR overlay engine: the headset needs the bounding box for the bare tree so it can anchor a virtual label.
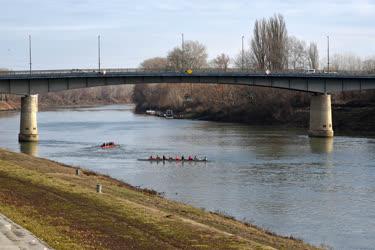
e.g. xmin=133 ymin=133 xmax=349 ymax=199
xmin=140 ymin=57 xmax=168 ymax=70
xmin=330 ymin=53 xmax=362 ymax=71
xmin=266 ymin=14 xmax=288 ymax=71
xmin=167 ymin=41 xmax=208 ymax=70
xmin=251 ymin=18 xmax=268 ymax=70
xmin=250 ymin=14 xmax=288 ymax=71
xmin=308 ymin=42 xmax=319 ymax=70
xmin=211 ymin=53 xmax=230 ymax=71
xmin=362 ymin=57 xmax=375 ymax=73
xmin=233 ymin=50 xmax=255 ymax=69
xmin=287 ymin=36 xmax=308 ymax=70
xmin=166 ymin=48 xmax=183 ymax=70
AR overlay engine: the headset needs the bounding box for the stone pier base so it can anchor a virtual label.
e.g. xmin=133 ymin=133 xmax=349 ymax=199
xmin=18 ymin=95 xmax=39 ymax=142
xmin=308 ymin=94 xmax=334 ymax=138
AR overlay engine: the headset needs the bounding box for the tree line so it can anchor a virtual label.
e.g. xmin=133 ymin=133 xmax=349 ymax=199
xmin=1 ymin=85 xmax=133 ymax=109
xmin=133 ymin=13 xmax=375 ymax=126
xmin=140 ymin=13 xmax=375 ymax=73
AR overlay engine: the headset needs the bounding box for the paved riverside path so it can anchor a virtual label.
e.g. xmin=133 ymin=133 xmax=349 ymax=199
xmin=0 ymin=213 xmax=51 ymax=250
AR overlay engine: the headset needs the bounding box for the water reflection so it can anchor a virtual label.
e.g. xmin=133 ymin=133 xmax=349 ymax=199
xmin=309 ymin=138 xmax=334 ymax=154
xmin=0 ymin=110 xmax=18 ymax=119
xmin=19 ymin=142 xmax=39 ymax=157
xmin=253 ymin=135 xmax=289 ymax=157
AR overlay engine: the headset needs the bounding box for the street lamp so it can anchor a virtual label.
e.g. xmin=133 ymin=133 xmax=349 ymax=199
xmin=327 ymin=35 xmax=330 ymax=73
xmin=98 ymin=35 xmax=101 ymax=72
xmin=241 ymin=35 xmax=245 ymax=71
xmin=181 ymin=33 xmax=185 ymax=70
xmin=29 ymin=35 xmax=32 ymax=74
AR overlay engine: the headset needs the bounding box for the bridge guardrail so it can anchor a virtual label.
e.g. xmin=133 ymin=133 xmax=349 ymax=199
xmin=1 ymin=68 xmax=375 ymax=78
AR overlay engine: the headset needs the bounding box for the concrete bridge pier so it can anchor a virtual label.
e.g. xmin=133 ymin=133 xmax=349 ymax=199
xmin=18 ymin=95 xmax=39 ymax=142
xmin=308 ymin=94 xmax=334 ymax=138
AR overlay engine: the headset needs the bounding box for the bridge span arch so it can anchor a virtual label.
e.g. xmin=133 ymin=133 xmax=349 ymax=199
xmin=1 ymin=71 xmax=375 ymax=95
xmin=1 ymin=69 xmax=375 ymax=141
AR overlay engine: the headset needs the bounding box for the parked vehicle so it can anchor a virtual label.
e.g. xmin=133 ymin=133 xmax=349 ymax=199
xmin=305 ymin=69 xmax=316 ymax=74
xmin=146 ymin=110 xmax=156 ymax=115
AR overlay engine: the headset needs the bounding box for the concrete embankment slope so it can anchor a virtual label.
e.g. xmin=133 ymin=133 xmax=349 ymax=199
xmin=0 ymin=213 xmax=50 ymax=249
xmin=0 ymin=149 xmax=319 ymax=250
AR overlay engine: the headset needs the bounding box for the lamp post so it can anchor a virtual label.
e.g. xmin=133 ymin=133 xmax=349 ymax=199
xmin=98 ymin=35 xmax=101 ymax=72
xmin=29 ymin=35 xmax=32 ymax=74
xmin=241 ymin=35 xmax=245 ymax=71
xmin=181 ymin=33 xmax=185 ymax=70
xmin=327 ymin=36 xmax=330 ymax=73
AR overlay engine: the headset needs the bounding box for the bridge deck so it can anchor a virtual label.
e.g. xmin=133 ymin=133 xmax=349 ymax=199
xmin=1 ymin=69 xmax=375 ymax=94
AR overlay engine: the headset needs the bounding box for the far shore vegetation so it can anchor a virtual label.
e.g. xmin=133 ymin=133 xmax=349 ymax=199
xmin=133 ymin=14 xmax=375 ymax=132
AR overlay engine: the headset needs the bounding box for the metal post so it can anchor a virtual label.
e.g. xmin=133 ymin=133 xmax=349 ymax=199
xmin=241 ymin=35 xmax=244 ymax=71
xmin=96 ymin=183 xmax=102 ymax=193
xmin=29 ymin=35 xmax=32 ymax=75
xmin=181 ymin=33 xmax=184 ymax=71
xmin=98 ymin=35 xmax=101 ymax=72
xmin=327 ymin=36 xmax=330 ymax=73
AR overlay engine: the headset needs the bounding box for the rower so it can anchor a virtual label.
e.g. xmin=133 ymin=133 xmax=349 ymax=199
xmin=162 ymin=155 xmax=166 ymax=161
xmin=188 ymin=156 xmax=193 ymax=161
xmin=181 ymin=155 xmax=185 ymax=161
xmin=194 ymin=155 xmax=198 ymax=161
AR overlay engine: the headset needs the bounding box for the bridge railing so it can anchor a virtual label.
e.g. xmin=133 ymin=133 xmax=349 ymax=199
xmin=1 ymin=68 xmax=375 ymax=78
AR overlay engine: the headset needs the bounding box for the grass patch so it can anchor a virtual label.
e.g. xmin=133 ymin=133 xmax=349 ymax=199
xmin=0 ymin=148 xmax=320 ymax=249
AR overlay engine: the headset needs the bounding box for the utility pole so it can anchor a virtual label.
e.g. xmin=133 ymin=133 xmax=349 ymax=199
xmin=241 ymin=35 xmax=245 ymax=71
xmin=29 ymin=35 xmax=32 ymax=74
xmin=98 ymin=35 xmax=101 ymax=72
xmin=327 ymin=36 xmax=330 ymax=73
xmin=181 ymin=33 xmax=185 ymax=70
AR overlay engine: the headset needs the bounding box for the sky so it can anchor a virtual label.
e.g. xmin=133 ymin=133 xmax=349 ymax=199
xmin=0 ymin=0 xmax=374 ymax=70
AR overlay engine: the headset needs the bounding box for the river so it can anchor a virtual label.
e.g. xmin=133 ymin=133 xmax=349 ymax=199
xmin=0 ymin=104 xmax=374 ymax=249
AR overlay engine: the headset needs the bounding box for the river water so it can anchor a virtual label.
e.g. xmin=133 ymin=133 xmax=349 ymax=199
xmin=0 ymin=104 xmax=374 ymax=249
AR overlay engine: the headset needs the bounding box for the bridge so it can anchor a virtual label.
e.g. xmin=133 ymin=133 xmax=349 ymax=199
xmin=1 ymin=68 xmax=375 ymax=141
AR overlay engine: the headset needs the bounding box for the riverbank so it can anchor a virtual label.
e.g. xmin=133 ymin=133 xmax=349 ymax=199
xmin=133 ymin=84 xmax=375 ymax=134
xmin=0 ymin=148 xmax=319 ymax=249
xmin=0 ymin=99 xmax=131 ymax=112
xmin=0 ymin=100 xmax=18 ymax=111
xmin=138 ymin=105 xmax=375 ymax=135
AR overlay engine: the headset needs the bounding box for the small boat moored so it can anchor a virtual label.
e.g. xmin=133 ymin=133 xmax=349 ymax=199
xmin=164 ymin=109 xmax=174 ymax=119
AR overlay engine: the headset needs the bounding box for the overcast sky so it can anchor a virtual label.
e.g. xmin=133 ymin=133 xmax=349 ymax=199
xmin=0 ymin=0 xmax=374 ymax=70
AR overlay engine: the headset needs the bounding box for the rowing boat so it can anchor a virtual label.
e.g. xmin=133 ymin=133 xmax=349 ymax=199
xmin=100 ymin=143 xmax=117 ymax=149
xmin=137 ymin=159 xmax=208 ymax=162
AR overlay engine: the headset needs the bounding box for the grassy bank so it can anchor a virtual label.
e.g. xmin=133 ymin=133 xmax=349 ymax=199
xmin=0 ymin=149 xmax=319 ymax=250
